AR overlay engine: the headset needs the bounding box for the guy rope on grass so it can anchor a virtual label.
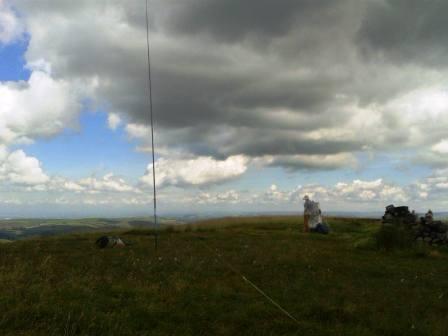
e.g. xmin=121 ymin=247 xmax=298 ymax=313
xmin=197 ymin=237 xmax=302 ymax=327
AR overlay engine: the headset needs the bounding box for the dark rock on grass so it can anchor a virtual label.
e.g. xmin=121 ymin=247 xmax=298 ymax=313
xmin=380 ymin=205 xmax=448 ymax=248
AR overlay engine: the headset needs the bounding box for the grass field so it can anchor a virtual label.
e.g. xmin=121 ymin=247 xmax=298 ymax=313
xmin=0 ymin=217 xmax=182 ymax=242
xmin=1 ymin=216 xmax=448 ymax=335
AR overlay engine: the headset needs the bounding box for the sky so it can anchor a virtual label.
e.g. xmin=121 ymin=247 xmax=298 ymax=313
xmin=1 ymin=0 xmax=448 ymax=217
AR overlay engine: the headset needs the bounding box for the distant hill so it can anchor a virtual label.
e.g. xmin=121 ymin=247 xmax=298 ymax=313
xmin=3 ymin=210 xmax=448 ymax=242
xmin=0 ymin=217 xmax=183 ymax=241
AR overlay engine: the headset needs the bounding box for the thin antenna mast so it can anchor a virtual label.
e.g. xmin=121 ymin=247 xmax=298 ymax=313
xmin=145 ymin=0 xmax=158 ymax=250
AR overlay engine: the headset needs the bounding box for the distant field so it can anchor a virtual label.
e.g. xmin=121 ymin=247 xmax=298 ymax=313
xmin=0 ymin=217 xmax=183 ymax=241
xmin=0 ymin=216 xmax=447 ymax=335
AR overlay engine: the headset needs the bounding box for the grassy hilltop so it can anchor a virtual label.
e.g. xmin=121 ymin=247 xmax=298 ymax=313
xmin=1 ymin=217 xmax=448 ymax=335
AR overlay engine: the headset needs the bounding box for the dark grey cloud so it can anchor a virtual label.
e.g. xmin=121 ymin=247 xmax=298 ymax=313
xmin=267 ymin=153 xmax=356 ymax=172
xmin=167 ymin=0 xmax=336 ymax=42
xmin=221 ymin=131 xmax=361 ymax=157
xmin=358 ymin=0 xmax=448 ymax=67
xmin=12 ymin=0 xmax=448 ymax=172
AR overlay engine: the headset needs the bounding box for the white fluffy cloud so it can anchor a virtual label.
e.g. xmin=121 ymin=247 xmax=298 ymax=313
xmin=141 ymin=155 xmax=249 ymax=187
xmin=126 ymin=123 xmax=149 ymax=140
xmin=260 ymin=184 xmax=291 ymax=203
xmin=31 ymin=173 xmax=139 ymax=194
xmin=414 ymin=169 xmax=448 ymax=199
xmin=335 ymin=179 xmax=409 ymax=203
xmin=0 ymin=70 xmax=81 ymax=145
xmin=196 ymin=190 xmax=240 ymax=204
xmin=78 ymin=173 xmax=136 ymax=193
xmin=0 ymin=147 xmax=49 ymax=185
xmin=0 ymin=149 xmax=141 ymax=195
xmin=252 ymin=178 xmax=410 ymax=207
xmin=0 ymin=1 xmax=23 ymax=44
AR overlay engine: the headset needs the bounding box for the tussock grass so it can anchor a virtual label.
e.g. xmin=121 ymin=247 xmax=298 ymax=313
xmin=163 ymin=215 xmax=302 ymax=233
xmin=375 ymin=224 xmax=415 ymax=250
xmin=0 ymin=217 xmax=447 ymax=335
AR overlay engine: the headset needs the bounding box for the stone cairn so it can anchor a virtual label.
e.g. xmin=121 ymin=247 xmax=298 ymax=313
xmin=382 ymin=205 xmax=448 ymax=245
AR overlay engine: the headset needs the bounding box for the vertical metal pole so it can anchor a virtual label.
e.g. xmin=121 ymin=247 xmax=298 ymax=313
xmin=145 ymin=0 xmax=158 ymax=251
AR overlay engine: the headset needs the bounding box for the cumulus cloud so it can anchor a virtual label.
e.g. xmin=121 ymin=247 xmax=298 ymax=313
xmin=412 ymin=169 xmax=448 ymax=201
xmin=78 ymin=173 xmax=136 ymax=193
xmin=0 ymin=70 xmax=81 ymax=145
xmin=30 ymin=174 xmax=139 ymax=194
xmin=253 ymin=178 xmax=411 ymax=207
xmin=0 ymin=147 xmax=49 ymax=185
xmin=2 ymin=162 xmax=448 ymax=211
xmin=52 ymin=194 xmax=150 ymax=207
xmin=261 ymin=184 xmax=291 ymax=203
xmin=141 ymin=155 xmax=249 ymax=187
xmin=126 ymin=123 xmax=149 ymax=140
xmin=196 ymin=190 xmax=240 ymax=204
xmin=335 ymin=179 xmax=409 ymax=203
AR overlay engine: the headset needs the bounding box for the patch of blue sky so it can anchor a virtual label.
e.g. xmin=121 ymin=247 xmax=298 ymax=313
xmin=0 ymin=37 xmax=30 ymax=81
xmin=354 ymin=151 xmax=431 ymax=185
xmin=0 ymin=37 xmax=152 ymax=183
xmin=22 ymin=111 xmax=150 ymax=181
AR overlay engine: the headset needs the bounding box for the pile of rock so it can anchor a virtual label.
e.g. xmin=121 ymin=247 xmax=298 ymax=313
xmin=381 ymin=205 xmax=448 ymax=245
xmin=382 ymin=205 xmax=417 ymax=228
xmin=415 ymin=211 xmax=448 ymax=245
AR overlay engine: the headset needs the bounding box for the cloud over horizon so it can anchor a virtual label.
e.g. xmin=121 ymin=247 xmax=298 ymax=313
xmin=8 ymin=0 xmax=448 ymax=168
xmin=2 ymin=0 xmax=448 ymax=213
